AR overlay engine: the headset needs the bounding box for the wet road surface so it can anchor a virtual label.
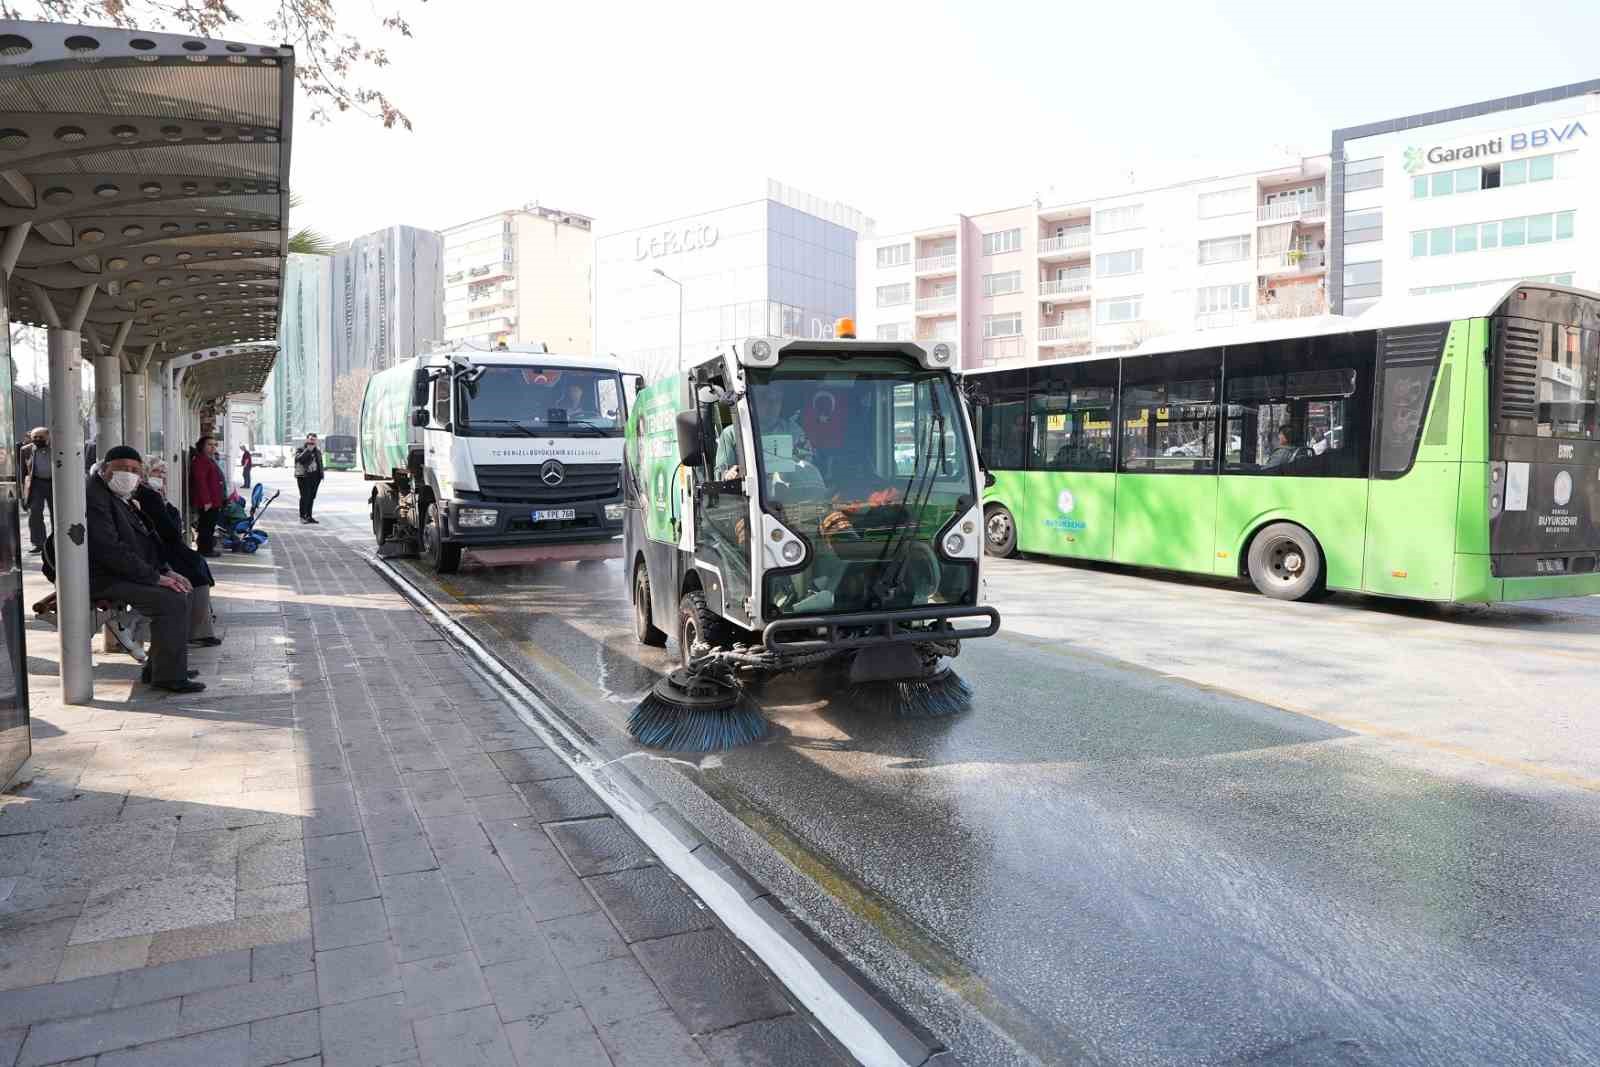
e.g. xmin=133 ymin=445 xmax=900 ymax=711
xmin=292 ymin=469 xmax=1600 ymax=1066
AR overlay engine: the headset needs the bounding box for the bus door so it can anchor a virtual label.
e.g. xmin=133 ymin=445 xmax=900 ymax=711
xmin=1028 ymin=360 xmax=1118 ymax=560
xmin=1113 ymin=350 xmax=1222 ymax=574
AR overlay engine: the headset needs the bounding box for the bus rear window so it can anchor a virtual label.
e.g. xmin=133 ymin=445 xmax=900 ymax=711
xmin=1535 ymin=326 xmax=1598 ymax=440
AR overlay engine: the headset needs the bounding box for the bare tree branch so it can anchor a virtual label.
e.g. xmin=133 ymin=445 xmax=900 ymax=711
xmin=2 ymin=0 xmax=423 ymax=130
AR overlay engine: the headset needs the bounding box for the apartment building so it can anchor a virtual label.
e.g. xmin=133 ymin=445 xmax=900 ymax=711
xmin=1331 ymin=80 xmax=1599 ymax=315
xmin=441 ymin=204 xmax=594 ymax=352
xmin=856 ymin=157 xmax=1331 ymax=369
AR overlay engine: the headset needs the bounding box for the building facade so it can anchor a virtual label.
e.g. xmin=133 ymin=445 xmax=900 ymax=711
xmin=594 ymin=181 xmax=869 ymax=382
xmin=1331 ymin=81 xmax=1600 ymax=315
xmin=260 ymin=253 xmax=333 ymax=445
xmin=441 ymin=204 xmax=594 ymax=352
xmin=856 ymin=158 xmax=1332 ymax=369
xmin=327 ymin=225 xmax=444 ymax=435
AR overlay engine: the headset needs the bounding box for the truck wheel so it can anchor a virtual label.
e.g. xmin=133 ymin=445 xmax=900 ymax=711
xmin=677 ymin=591 xmax=728 ymax=669
xmin=984 ymin=504 xmax=1018 ymax=557
xmin=422 ymin=503 xmax=462 ymax=575
xmin=632 ymin=563 xmax=667 ymax=647
xmin=1246 ymin=522 xmax=1321 ymax=601
xmin=370 ymin=494 xmax=394 ymax=545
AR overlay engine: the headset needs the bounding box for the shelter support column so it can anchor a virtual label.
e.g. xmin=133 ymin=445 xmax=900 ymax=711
xmin=41 ymin=284 xmax=97 ymax=704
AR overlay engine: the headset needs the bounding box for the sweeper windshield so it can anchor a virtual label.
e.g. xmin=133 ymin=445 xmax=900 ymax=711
xmin=743 ymin=356 xmax=978 ymax=619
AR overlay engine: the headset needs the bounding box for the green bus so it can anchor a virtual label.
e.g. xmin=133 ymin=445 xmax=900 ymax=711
xmin=968 ymin=282 xmax=1600 ymax=603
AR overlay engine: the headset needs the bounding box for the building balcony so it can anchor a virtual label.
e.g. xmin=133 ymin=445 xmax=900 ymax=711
xmin=1195 ymin=309 xmax=1252 ymax=331
xmin=1039 ymin=324 xmax=1092 ymax=345
xmin=1038 ymin=232 xmax=1092 ymax=258
xmin=1257 ymin=250 xmax=1327 ymax=277
xmin=915 ymin=254 xmax=958 ymax=275
xmin=1256 ymin=286 xmax=1328 ymax=320
xmin=978 ymin=336 xmax=1027 ymax=366
xmin=1039 ymin=277 xmax=1091 ymax=300
xmin=916 ymin=294 xmax=958 ymax=314
xmin=1257 ymin=200 xmax=1327 ymax=224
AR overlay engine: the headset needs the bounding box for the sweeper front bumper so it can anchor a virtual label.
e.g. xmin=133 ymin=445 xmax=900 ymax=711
xmin=762 ymin=604 xmax=1001 ymax=655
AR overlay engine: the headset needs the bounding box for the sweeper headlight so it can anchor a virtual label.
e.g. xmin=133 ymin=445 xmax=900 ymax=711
xmin=780 ymin=539 xmax=805 ymax=565
xmin=942 ymin=530 xmax=966 ymax=557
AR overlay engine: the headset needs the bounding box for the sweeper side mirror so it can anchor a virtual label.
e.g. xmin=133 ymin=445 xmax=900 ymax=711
xmin=675 ymin=410 xmax=704 ymax=468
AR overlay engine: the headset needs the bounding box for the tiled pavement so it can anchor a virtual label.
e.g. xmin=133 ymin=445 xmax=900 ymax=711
xmin=0 ymin=514 xmax=849 ymax=1066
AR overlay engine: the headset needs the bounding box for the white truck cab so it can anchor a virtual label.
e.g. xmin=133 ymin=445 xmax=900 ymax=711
xmin=361 ymin=344 xmax=640 ymax=573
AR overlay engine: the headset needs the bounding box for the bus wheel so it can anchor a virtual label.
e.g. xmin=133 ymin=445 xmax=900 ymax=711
xmin=1247 ymin=522 xmax=1322 ymax=601
xmin=633 ymin=563 xmax=667 ymax=647
xmin=984 ymin=505 xmax=1018 ymax=558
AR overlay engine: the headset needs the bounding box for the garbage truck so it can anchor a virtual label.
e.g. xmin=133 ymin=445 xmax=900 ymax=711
xmin=360 ymin=344 xmax=636 ymax=573
xmin=622 ymin=322 xmax=1001 ymax=751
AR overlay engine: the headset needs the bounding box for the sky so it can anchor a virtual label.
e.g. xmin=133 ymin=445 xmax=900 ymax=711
xmin=285 ymin=0 xmax=1600 ymax=242
xmin=12 ymin=0 xmax=1600 ymax=386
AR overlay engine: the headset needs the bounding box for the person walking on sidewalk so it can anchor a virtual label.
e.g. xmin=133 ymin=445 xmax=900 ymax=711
xmin=90 ymin=445 xmax=204 ymax=694
xmin=240 ymin=444 xmax=253 ymax=489
xmin=294 ymin=432 xmax=324 ymax=524
xmin=19 ymin=427 xmax=51 ymax=555
xmin=189 ymin=434 xmax=225 ymax=558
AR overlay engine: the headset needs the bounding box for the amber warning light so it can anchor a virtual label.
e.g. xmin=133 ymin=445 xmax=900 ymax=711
xmin=835 ymin=317 xmax=856 ymax=339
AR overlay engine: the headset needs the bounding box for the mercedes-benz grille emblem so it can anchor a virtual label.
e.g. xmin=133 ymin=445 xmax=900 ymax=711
xmin=539 ymin=459 xmax=566 ymax=486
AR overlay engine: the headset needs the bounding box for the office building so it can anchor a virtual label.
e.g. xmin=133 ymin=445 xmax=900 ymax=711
xmin=442 ymin=204 xmax=594 ymax=352
xmin=327 ymin=225 xmax=444 ymax=435
xmin=594 ymin=181 xmax=870 ymax=382
xmin=1331 ymin=80 xmax=1600 ymax=315
xmin=856 ymin=158 xmax=1332 ymax=369
xmin=260 ymin=253 xmax=334 ymax=444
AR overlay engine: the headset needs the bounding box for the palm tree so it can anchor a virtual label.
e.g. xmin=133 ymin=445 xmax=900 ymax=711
xmin=287 ymin=194 xmax=333 ymax=256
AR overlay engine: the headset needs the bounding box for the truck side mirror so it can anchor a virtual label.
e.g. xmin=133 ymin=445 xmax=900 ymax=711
xmin=411 ymin=368 xmax=430 ymax=409
xmin=675 ymin=410 xmax=703 ymax=468
xmin=624 ymin=373 xmax=645 ymax=403
xmin=411 ymin=407 xmax=429 ymax=428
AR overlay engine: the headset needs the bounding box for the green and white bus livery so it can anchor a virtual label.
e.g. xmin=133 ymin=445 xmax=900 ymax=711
xmin=970 ymin=282 xmax=1600 ymax=603
xmin=623 ymin=331 xmax=1000 ymax=750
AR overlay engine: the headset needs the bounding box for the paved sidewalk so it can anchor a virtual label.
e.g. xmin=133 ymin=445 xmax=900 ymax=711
xmin=0 ymin=515 xmax=848 ymax=1066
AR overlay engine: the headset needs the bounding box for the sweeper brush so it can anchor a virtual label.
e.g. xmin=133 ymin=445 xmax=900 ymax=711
xmin=843 ymin=667 xmax=974 ymax=720
xmin=627 ymin=667 xmax=768 ymax=752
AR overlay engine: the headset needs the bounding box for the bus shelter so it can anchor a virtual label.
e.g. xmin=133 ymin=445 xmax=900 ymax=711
xmin=0 ymin=20 xmax=294 ymax=780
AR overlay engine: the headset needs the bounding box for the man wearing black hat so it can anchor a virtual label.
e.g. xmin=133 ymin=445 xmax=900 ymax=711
xmin=88 ymin=444 xmax=204 ymax=693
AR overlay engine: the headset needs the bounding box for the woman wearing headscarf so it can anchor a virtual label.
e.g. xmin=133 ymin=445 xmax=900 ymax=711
xmin=135 ymin=459 xmax=221 ymax=647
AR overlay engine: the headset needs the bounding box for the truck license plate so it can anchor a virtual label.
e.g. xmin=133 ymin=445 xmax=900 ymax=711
xmin=531 ymin=508 xmax=576 ymax=522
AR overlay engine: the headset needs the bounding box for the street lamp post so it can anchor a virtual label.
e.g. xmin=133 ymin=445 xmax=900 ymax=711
xmin=652 ymin=267 xmax=683 ymax=370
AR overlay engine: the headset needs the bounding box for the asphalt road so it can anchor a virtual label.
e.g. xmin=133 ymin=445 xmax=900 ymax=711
xmin=275 ymin=467 xmax=1600 ymax=1067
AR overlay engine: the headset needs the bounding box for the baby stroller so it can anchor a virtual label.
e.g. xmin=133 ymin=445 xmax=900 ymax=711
xmin=219 ymin=483 xmax=278 ymax=554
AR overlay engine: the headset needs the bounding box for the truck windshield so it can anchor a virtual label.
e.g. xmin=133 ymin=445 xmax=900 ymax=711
xmin=743 ymin=356 xmax=977 ymax=617
xmin=458 ymin=367 xmax=623 ymax=436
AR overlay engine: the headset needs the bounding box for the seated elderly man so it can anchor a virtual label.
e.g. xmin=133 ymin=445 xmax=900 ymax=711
xmin=88 ymin=445 xmax=204 ymax=693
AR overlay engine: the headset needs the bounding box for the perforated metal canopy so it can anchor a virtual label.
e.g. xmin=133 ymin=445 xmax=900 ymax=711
xmin=0 ymin=19 xmax=292 ymax=386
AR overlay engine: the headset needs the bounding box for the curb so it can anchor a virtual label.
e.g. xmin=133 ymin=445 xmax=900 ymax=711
xmin=368 ymin=555 xmax=950 ymax=1067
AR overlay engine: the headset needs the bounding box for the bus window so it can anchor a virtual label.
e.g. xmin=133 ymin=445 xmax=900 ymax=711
xmin=972 ymin=369 xmax=1030 ymax=470
xmin=1119 ymin=350 xmax=1221 ymax=474
xmin=1535 ymin=325 xmax=1598 ymax=440
xmin=1032 ymin=360 xmax=1118 ymax=472
xmin=1222 ymin=333 xmax=1375 ymax=477
xmin=1376 ymin=324 xmax=1449 ymax=476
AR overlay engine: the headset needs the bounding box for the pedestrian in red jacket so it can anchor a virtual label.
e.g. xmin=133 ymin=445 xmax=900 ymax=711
xmin=189 ymin=435 xmax=226 ymax=558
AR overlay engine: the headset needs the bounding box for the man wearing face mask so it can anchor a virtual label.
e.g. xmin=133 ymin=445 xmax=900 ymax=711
xmin=133 ymin=461 xmax=220 ymax=649
xmin=19 ymin=427 xmax=51 ymax=555
xmin=87 ymin=445 xmax=204 ymax=693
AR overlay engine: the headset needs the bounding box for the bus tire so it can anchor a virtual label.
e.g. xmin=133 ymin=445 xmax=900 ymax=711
xmin=422 ymin=503 xmax=462 ymax=575
xmin=677 ymin=591 xmax=728 ymax=669
xmin=1247 ymin=522 xmax=1322 ymax=601
xmin=633 ymin=563 xmax=668 ymax=647
xmin=984 ymin=504 xmax=1018 ymax=558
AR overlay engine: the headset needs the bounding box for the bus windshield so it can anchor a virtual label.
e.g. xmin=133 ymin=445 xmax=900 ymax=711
xmin=458 ymin=367 xmax=624 ymax=437
xmin=740 ymin=357 xmax=977 ymax=617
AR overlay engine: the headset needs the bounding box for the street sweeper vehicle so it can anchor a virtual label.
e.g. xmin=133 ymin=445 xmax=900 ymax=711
xmin=361 ymin=344 xmax=639 ymax=573
xmin=623 ymin=323 xmax=1001 ymax=751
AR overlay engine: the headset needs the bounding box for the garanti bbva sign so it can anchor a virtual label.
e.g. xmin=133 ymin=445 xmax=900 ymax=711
xmin=1403 ymin=120 xmax=1589 ymax=173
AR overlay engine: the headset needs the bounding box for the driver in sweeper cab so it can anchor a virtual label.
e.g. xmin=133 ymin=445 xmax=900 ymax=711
xmin=716 ymin=382 xmax=813 ymax=482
